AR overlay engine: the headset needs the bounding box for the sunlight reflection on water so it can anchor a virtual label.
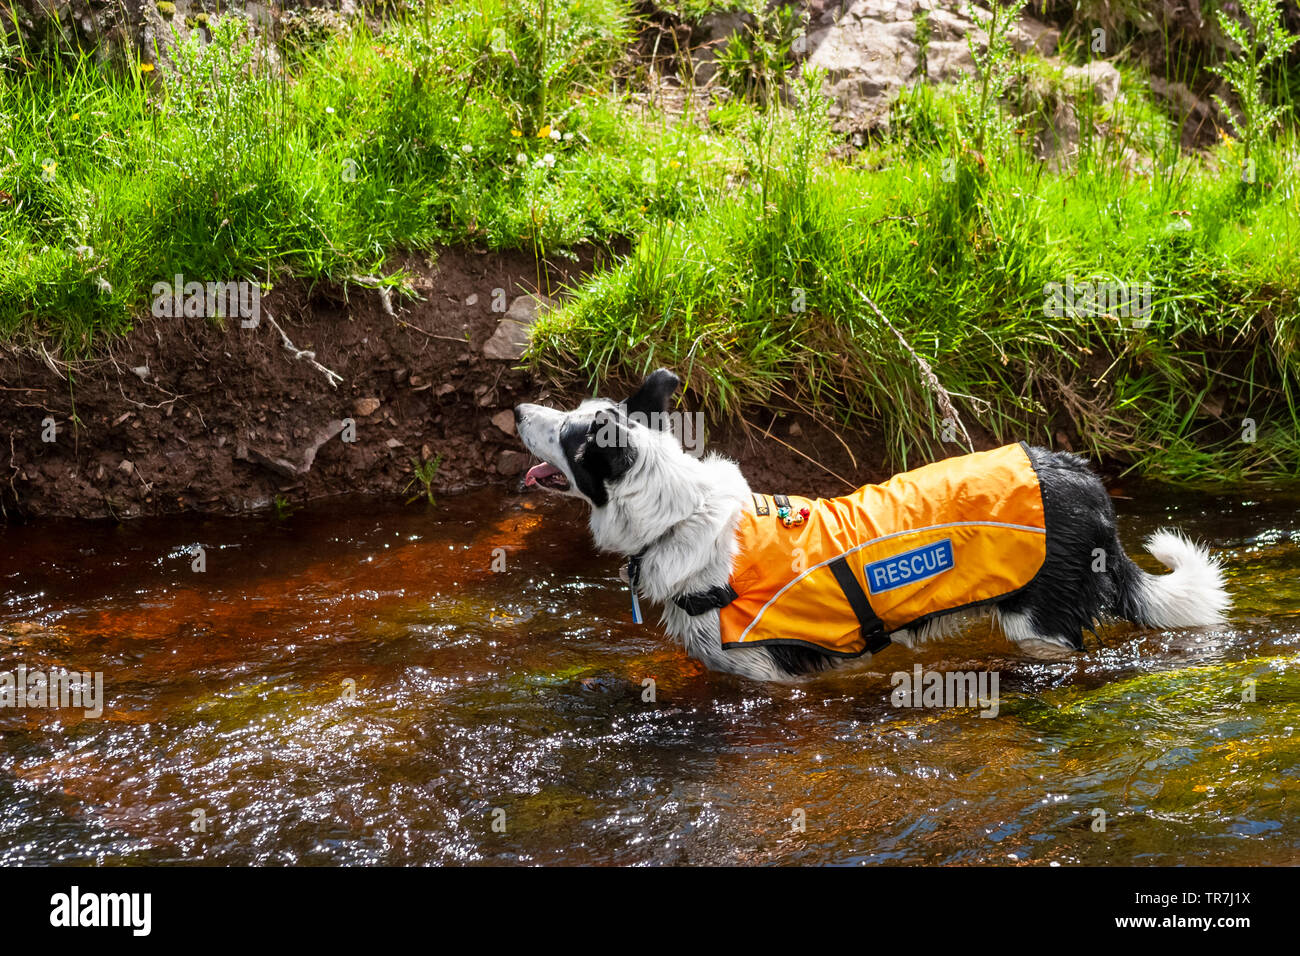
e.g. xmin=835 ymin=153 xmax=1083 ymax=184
xmin=0 ymin=485 xmax=1297 ymax=865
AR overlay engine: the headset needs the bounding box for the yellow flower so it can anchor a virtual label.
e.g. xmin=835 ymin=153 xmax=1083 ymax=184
xmin=537 ymin=124 xmax=551 ymax=139
xmin=511 ymin=128 xmax=522 ymax=137
xmin=140 ymin=63 xmax=154 ymax=73
xmin=71 ymin=113 xmax=79 ymax=121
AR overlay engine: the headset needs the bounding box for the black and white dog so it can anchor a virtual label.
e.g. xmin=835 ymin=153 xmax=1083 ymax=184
xmin=514 ymin=369 xmax=1231 ymax=681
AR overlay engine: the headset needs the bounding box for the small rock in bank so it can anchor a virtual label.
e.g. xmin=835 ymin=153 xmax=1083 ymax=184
xmin=1012 ymin=17 xmax=1059 ymax=57
xmin=491 ymin=409 xmax=516 ymax=437
xmin=691 ymin=9 xmax=754 ymax=85
xmin=1062 ymin=61 xmax=1121 ymax=105
xmin=496 ymin=450 xmax=530 ymax=476
xmin=353 ymin=397 xmax=381 ymax=417
xmin=481 ymin=293 xmax=554 ymax=361
xmin=1149 ymin=76 xmax=1226 ymax=149
xmin=800 ymin=4 xmax=1062 ymax=138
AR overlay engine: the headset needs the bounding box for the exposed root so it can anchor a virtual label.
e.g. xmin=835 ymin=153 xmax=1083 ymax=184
xmin=2 ymin=434 xmax=18 ymax=520
xmin=264 ymin=311 xmax=343 ymax=388
xmin=237 ymin=419 xmax=347 ymax=479
xmin=350 ymin=274 xmax=400 ymax=317
xmin=849 ymin=281 xmax=975 ymax=451
xmin=396 ymin=320 xmax=473 ymax=344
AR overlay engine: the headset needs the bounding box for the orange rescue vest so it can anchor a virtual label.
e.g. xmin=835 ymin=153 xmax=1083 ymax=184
xmin=709 ymin=443 xmax=1047 ymax=658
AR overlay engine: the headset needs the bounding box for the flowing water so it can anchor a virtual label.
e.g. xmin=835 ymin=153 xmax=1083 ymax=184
xmin=0 ymin=485 xmax=1297 ymax=865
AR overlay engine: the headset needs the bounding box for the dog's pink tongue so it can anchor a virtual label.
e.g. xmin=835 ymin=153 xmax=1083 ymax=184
xmin=524 ymin=463 xmax=561 ymax=487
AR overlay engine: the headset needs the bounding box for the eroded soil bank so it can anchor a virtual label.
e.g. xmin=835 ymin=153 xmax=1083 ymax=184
xmin=0 ymin=246 xmax=897 ymax=520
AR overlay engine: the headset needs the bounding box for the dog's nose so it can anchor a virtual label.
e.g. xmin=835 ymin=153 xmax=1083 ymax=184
xmin=515 ymin=402 xmax=543 ymax=427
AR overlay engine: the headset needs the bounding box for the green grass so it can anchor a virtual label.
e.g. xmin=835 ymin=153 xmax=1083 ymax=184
xmin=530 ymin=68 xmax=1300 ymax=482
xmin=404 ymin=453 xmax=444 ymax=505
xmin=0 ymin=0 xmax=751 ymax=348
xmin=2 ymin=0 xmax=1299 ymax=482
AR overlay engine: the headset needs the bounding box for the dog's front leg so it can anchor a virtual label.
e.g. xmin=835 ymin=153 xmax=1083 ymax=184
xmin=663 ymin=607 xmax=790 ymax=682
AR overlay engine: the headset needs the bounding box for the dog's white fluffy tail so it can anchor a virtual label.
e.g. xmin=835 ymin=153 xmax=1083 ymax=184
xmin=1132 ymin=529 xmax=1231 ymax=627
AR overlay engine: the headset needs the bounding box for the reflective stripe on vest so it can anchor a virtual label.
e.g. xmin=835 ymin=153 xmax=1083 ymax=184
xmin=719 ymin=443 xmax=1047 ymax=657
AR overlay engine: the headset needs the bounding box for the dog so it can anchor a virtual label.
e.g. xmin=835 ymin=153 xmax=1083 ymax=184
xmin=514 ymin=369 xmax=1231 ymax=682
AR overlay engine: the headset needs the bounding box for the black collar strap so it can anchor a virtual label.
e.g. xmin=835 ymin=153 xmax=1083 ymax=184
xmin=626 ymin=549 xmax=738 ymax=616
xmin=627 ymin=548 xmax=647 ymax=587
xmin=674 ymin=584 xmax=738 ymax=615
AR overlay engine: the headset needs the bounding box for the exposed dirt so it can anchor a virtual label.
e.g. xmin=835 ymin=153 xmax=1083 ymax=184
xmin=0 ymin=245 xmax=910 ymax=521
xmin=1 ymin=247 xmax=576 ymax=519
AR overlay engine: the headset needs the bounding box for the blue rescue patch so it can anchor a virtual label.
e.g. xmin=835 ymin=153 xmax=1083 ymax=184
xmin=865 ymin=539 xmax=955 ymax=594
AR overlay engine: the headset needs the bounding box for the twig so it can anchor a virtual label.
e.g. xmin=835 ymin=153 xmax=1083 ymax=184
xmin=753 ymin=420 xmax=857 ymax=491
xmin=116 ymin=380 xmax=183 ymax=411
xmin=823 ymin=421 xmax=860 ymax=473
xmin=2 ymin=434 xmax=18 ymax=520
xmin=264 ymin=311 xmax=343 ymax=388
xmin=38 ymin=342 xmax=68 ymax=381
xmin=397 ymin=320 xmax=471 ymax=344
xmin=104 ymin=355 xmax=186 ymax=410
xmin=848 ymin=281 xmax=974 ymax=451
xmin=868 ymin=214 xmax=921 ymax=227
xmin=757 ymin=383 xmax=860 ymax=473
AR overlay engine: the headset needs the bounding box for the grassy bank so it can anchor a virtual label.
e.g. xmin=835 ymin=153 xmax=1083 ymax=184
xmin=3 ymin=1 xmax=1299 ymax=482
xmin=531 ymin=3 xmax=1300 ymax=482
xmin=1 ymin=1 xmax=744 ymax=347
xmin=533 ymin=66 xmax=1300 ymax=481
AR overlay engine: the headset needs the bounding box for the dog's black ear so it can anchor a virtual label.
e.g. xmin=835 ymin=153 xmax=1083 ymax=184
xmin=624 ymin=369 xmax=680 ymax=427
xmin=581 ymin=407 xmax=636 ymax=482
